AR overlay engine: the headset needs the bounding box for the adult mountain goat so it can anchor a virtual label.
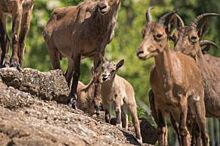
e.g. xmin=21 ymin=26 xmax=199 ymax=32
xmin=137 ymin=8 xmax=208 ymax=146
xmin=43 ymin=0 xmax=121 ymax=108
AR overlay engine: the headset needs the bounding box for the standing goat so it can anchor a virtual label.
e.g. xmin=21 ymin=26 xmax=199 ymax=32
xmin=137 ymin=8 xmax=208 ymax=146
xmin=43 ymin=0 xmax=121 ymax=108
xmin=174 ymin=13 xmax=220 ymax=118
xmin=95 ymin=57 xmax=142 ymax=143
xmin=0 ymin=0 xmax=34 ymax=68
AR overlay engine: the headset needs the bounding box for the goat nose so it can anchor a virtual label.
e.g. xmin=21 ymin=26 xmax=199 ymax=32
xmin=102 ymin=74 xmax=108 ymax=80
xmin=137 ymin=50 xmax=144 ymax=56
xmin=98 ymin=3 xmax=107 ymax=9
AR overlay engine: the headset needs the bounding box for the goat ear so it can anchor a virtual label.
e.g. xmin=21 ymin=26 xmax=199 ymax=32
xmin=169 ymin=31 xmax=179 ymax=44
xmin=190 ymin=13 xmax=220 ymax=38
xmin=159 ymin=12 xmax=178 ymax=35
xmin=168 ymin=14 xmax=182 ymax=35
xmin=116 ymin=59 xmax=124 ymax=70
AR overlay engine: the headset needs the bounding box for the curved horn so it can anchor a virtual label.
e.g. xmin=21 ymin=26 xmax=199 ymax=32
xmin=200 ymin=40 xmax=219 ymax=53
xmin=146 ymin=7 xmax=153 ymax=22
xmin=158 ymin=11 xmax=176 ymax=25
xmin=190 ymin=13 xmax=220 ymax=28
xmin=175 ymin=13 xmax=185 ymax=27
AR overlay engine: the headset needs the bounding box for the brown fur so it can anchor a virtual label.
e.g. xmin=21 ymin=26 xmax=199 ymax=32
xmin=96 ymin=57 xmax=142 ymax=143
xmin=175 ymin=25 xmax=220 ymax=119
xmin=0 ymin=0 xmax=34 ymax=67
xmin=43 ymin=0 xmax=121 ymax=106
xmin=203 ymin=54 xmax=220 ymax=68
xmin=137 ymin=10 xmax=208 ymax=146
xmin=76 ymin=81 xmax=98 ymax=116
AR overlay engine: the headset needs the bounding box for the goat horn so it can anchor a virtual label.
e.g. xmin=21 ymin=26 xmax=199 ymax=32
xmin=146 ymin=7 xmax=153 ymax=22
xmin=175 ymin=13 xmax=185 ymax=27
xmin=190 ymin=13 xmax=220 ymax=28
xmin=158 ymin=11 xmax=176 ymax=25
xmin=200 ymin=40 xmax=219 ymax=52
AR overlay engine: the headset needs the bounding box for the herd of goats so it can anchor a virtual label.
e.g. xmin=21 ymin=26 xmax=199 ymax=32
xmin=0 ymin=0 xmax=220 ymax=146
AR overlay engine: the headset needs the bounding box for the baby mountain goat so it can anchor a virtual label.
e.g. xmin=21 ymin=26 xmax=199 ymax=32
xmin=95 ymin=57 xmax=142 ymax=143
xmin=137 ymin=8 xmax=208 ymax=146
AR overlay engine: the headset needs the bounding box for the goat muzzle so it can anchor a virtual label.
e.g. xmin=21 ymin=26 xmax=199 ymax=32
xmin=98 ymin=3 xmax=109 ymax=15
xmin=136 ymin=50 xmax=146 ymax=60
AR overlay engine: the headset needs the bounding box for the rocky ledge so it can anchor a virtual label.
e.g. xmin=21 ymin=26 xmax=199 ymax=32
xmin=0 ymin=68 xmax=157 ymax=146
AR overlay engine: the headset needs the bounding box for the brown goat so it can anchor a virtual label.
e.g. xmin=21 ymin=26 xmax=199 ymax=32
xmin=174 ymin=13 xmax=220 ymax=118
xmin=43 ymin=0 xmax=121 ymax=108
xmin=95 ymin=57 xmax=142 ymax=143
xmin=0 ymin=0 xmax=34 ymax=68
xmin=137 ymin=8 xmax=208 ymax=146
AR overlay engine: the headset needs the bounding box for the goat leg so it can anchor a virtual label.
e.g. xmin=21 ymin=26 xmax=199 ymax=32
xmin=128 ymin=103 xmax=142 ymax=144
xmin=18 ymin=7 xmax=33 ymax=66
xmin=121 ymin=105 xmax=128 ymax=129
xmin=157 ymin=110 xmax=168 ymax=146
xmin=170 ymin=114 xmax=182 ymax=145
xmin=68 ymin=55 xmax=81 ymax=109
xmin=115 ymin=105 xmax=122 ymax=128
xmin=103 ymin=104 xmax=111 ymax=123
xmin=194 ymin=99 xmax=209 ymax=146
xmin=0 ymin=14 xmax=10 ymax=67
xmin=11 ymin=7 xmax=22 ymax=69
xmin=179 ymin=98 xmax=190 ymax=146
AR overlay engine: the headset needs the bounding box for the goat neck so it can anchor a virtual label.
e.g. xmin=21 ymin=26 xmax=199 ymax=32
xmin=154 ymin=45 xmax=174 ymax=91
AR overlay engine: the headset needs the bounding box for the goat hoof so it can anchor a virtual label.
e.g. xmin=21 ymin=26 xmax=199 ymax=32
xmin=1 ymin=61 xmax=10 ymax=68
xmin=116 ymin=123 xmax=122 ymax=128
xmin=136 ymin=137 xmax=143 ymax=145
xmin=68 ymin=98 xmax=77 ymax=109
xmin=10 ymin=61 xmax=20 ymax=69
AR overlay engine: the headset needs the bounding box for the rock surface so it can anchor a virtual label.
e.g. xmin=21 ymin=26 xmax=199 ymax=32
xmin=0 ymin=68 xmax=69 ymax=103
xmin=0 ymin=68 xmax=157 ymax=146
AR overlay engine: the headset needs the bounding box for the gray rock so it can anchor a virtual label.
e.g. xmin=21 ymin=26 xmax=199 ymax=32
xmin=0 ymin=68 xmax=69 ymax=103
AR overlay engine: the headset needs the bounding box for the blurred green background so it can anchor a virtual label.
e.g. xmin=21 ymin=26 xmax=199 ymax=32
xmin=5 ymin=0 xmax=220 ymax=145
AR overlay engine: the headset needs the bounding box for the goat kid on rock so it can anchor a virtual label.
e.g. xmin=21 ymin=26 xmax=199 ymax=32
xmin=137 ymin=8 xmax=208 ymax=146
xmin=43 ymin=0 xmax=121 ymax=108
xmin=0 ymin=0 xmax=34 ymax=68
xmin=95 ymin=56 xmax=142 ymax=143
